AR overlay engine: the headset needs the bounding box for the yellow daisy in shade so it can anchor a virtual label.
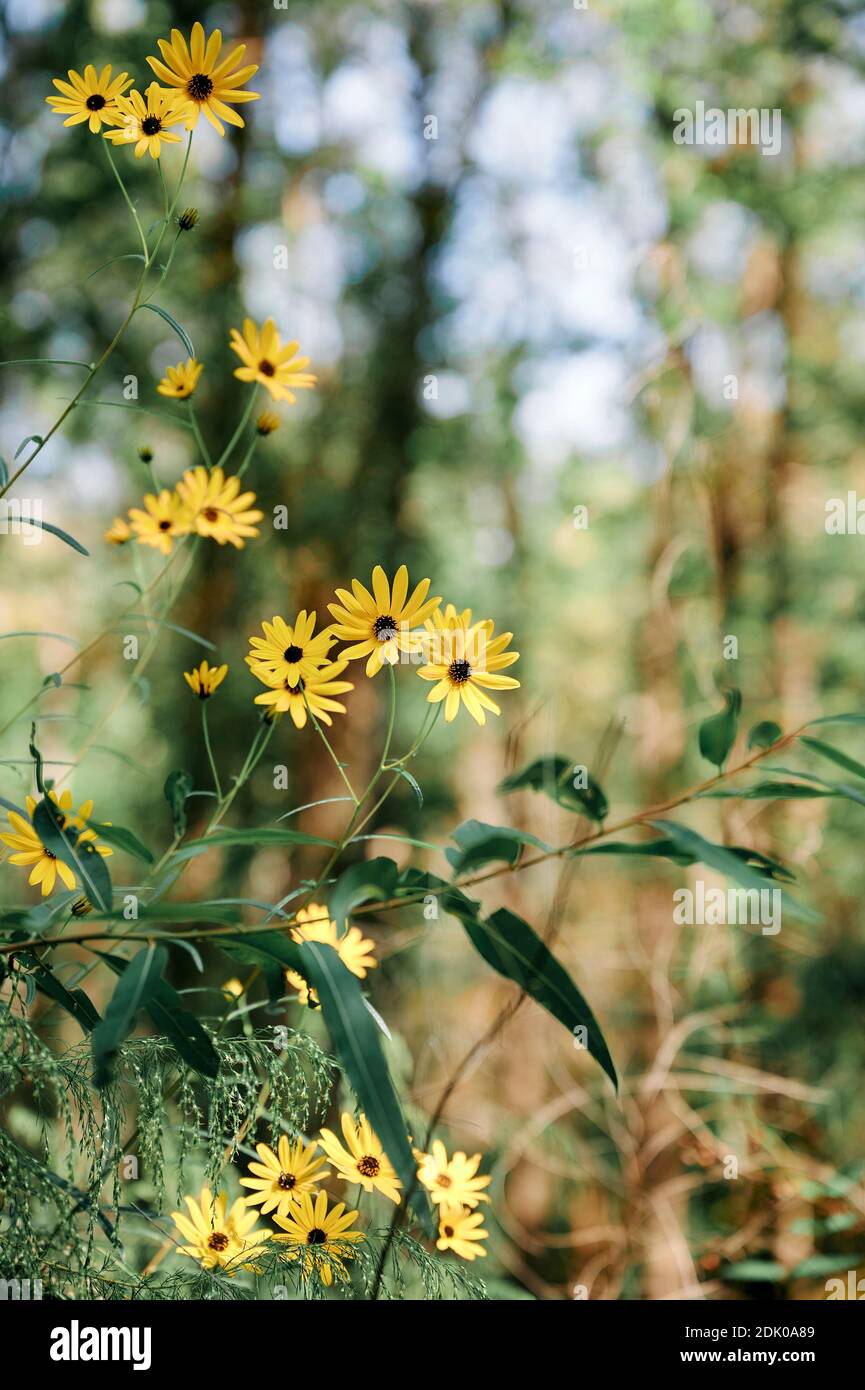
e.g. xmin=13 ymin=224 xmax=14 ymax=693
xmin=240 ymin=1136 xmax=329 ymax=1219
xmin=146 ymin=22 xmax=260 ymax=136
xmin=256 ymin=410 xmax=280 ymax=436
xmin=436 ymin=1204 xmax=489 ymax=1261
xmin=252 ymin=659 xmax=353 ymax=730
xmin=327 ymin=564 xmax=441 ymax=677
xmin=1 ymin=792 xmax=112 ymax=898
xmin=317 ymin=1112 xmax=402 ymax=1204
xmin=46 ymin=64 xmax=132 ymax=133
xmin=271 ymin=1190 xmax=364 ymax=1287
xmin=170 ymin=1186 xmax=270 ymax=1274
xmin=283 ymin=902 xmax=378 ymax=1007
xmin=104 ymin=82 xmax=188 ymax=159
xmin=128 ymin=488 xmax=190 ymax=555
xmin=415 ymin=1139 xmax=491 ymax=1208
xmin=229 ymin=319 xmax=317 ymax=403
xmin=417 ymin=606 xmax=519 ymax=725
xmin=157 ymin=358 xmax=204 ymax=400
xmin=183 ymin=659 xmax=228 ymax=699
xmin=175 ymin=466 xmax=263 ymax=548
xmin=246 ymin=612 xmax=335 ymax=687
xmin=104 ymin=516 xmax=132 ymax=545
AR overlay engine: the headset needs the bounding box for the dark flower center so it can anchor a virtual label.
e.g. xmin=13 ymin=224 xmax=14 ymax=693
xmin=448 ymin=659 xmax=471 ymax=685
xmin=443 ymin=1225 xmax=455 ymax=1238
xmin=202 ymin=508 xmax=220 ymax=522
xmin=142 ymin=116 xmax=162 ymax=136
xmin=207 ymin=1231 xmax=229 ymax=1252
xmin=283 ymin=678 xmax=305 ymax=694
xmin=306 ymin=1227 xmax=327 ymax=1245
xmin=283 ymin=644 xmax=304 ymax=662
xmin=437 ymin=1174 xmax=452 ymax=1188
xmin=158 ymin=519 xmax=172 ymax=530
xmin=258 ymin=359 xmax=276 ymax=377
xmin=357 ymin=1155 xmax=381 ymax=1178
xmin=187 ymin=73 xmax=214 ymax=101
xmin=277 ymin=1172 xmax=297 ymax=1190
xmin=373 ymin=615 xmax=397 ymax=643
xmin=86 ymin=94 xmax=106 ymax=111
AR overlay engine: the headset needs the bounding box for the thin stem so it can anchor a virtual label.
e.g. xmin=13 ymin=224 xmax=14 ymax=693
xmin=202 ymin=701 xmax=222 ymax=799
xmin=188 ymin=400 xmax=213 ymax=467
xmin=215 ymin=389 xmax=257 ymax=471
xmin=304 ymin=695 xmax=359 ymax=805
xmin=104 ymin=141 xmax=149 ymax=261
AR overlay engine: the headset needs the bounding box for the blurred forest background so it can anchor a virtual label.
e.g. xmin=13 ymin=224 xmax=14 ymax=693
xmin=3 ymin=0 xmax=865 ymax=1300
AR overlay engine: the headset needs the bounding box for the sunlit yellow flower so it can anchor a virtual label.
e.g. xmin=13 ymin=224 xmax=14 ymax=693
xmin=176 ymin=465 xmax=263 ymax=548
xmin=104 ymin=516 xmax=132 ymax=545
xmin=417 ymin=605 xmax=519 ymax=725
xmin=146 ymin=21 xmax=260 ymax=136
xmin=415 ymin=1139 xmax=491 ymax=1208
xmin=177 ymin=207 xmax=199 ymax=231
xmin=436 ymin=1204 xmax=489 ymax=1261
xmin=183 ymin=659 xmax=228 ymax=699
xmin=221 ymin=977 xmax=244 ymax=999
xmin=1 ymin=792 xmax=112 ymax=898
xmin=46 ymin=64 xmax=132 ymax=133
xmin=104 ymin=81 xmax=189 ymax=159
xmin=229 ymin=319 xmax=317 ymax=403
xmin=246 ymin=612 xmax=334 ymax=688
xmin=317 ymin=1112 xmax=402 ymax=1204
xmin=170 ymin=1186 xmax=270 ymax=1274
xmin=271 ymin=1190 xmax=364 ymax=1286
xmin=327 ymin=565 xmax=441 ymax=678
xmin=256 ymin=410 xmax=280 ymax=436
xmin=240 ymin=1136 xmax=330 ymax=1219
xmin=283 ymin=902 xmax=377 ymax=1007
xmin=252 ymin=658 xmax=353 ymax=729
xmin=128 ymin=488 xmax=190 ymax=554
xmin=157 ymin=358 xmax=203 ymax=400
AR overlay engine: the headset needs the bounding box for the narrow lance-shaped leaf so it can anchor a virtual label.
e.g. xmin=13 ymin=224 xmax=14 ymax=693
xmin=499 ymin=755 xmax=608 ymax=820
xmin=32 ymin=797 xmax=112 ymax=912
xmin=94 ymin=950 xmax=219 ymax=1080
xmin=698 ymin=688 xmax=741 ymax=769
xmin=91 ymin=944 xmax=166 ymax=1087
xmin=650 ymin=819 xmax=819 ymax=922
xmin=328 ymin=857 xmax=399 ymax=928
xmin=446 ymin=820 xmax=552 ymax=876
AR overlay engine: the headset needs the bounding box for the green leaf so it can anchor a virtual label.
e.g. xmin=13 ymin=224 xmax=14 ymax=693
xmin=139 ymin=302 xmax=195 ymax=357
xmin=577 ymin=837 xmax=794 ymax=881
xmin=443 ymin=896 xmax=617 ymax=1089
xmin=91 ymin=944 xmax=166 ymax=1086
xmin=169 ymin=826 xmax=336 ymax=865
xmin=14 ymin=434 xmax=43 ymax=460
xmin=698 ymin=780 xmax=834 ymax=800
xmin=87 ymin=821 xmax=154 ymax=864
xmin=499 ymin=755 xmax=608 ymax=820
xmin=329 ymin=857 xmax=399 ymax=928
xmin=790 ymin=1253 xmax=865 ymax=1280
xmin=698 ymin=687 xmax=741 ymax=769
xmin=85 ymin=252 xmax=146 ymax=280
xmin=32 ymin=797 xmax=112 ymax=912
xmin=0 ymin=630 xmax=79 ymax=648
xmin=650 ymin=819 xmax=818 ymax=921
xmin=747 ymin=720 xmax=782 ymax=749
xmin=799 ymin=735 xmax=865 ymax=782
xmin=392 ymin=766 xmax=423 ymax=806
xmin=25 ymin=956 xmax=100 ymax=1034
xmin=446 ymin=819 xmax=552 ymax=876
xmin=720 ymin=1260 xmax=786 ymax=1283
xmin=297 ymin=939 xmax=434 ymax=1234
xmin=95 ymin=951 xmax=219 ymax=1079
xmin=17 ymin=516 xmax=89 ymax=556
xmin=164 ymin=769 xmax=194 ymax=838
xmin=806 ymin=713 xmax=865 ymax=727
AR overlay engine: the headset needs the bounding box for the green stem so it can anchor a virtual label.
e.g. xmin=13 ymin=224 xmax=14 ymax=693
xmin=202 ymin=701 xmax=222 ymax=799
xmin=216 ymin=389 xmax=257 ymax=471
xmin=104 ymin=141 xmax=149 ymax=261
xmin=188 ymin=400 xmax=213 ymax=467
xmin=305 ymin=695 xmax=359 ymax=804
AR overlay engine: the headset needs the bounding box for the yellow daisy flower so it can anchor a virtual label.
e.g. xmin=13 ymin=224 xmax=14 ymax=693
xmin=245 ymin=612 xmax=335 ymax=688
xmin=417 ymin=606 xmax=520 ymax=725
xmin=436 ymin=1204 xmax=489 ymax=1261
xmin=256 ymin=410 xmax=280 ymax=436
xmin=128 ymin=488 xmax=190 ymax=555
xmin=170 ymin=1186 xmax=270 ymax=1274
xmin=271 ymin=1190 xmax=364 ymax=1287
xmin=229 ymin=318 xmax=317 ymax=403
xmin=104 ymin=82 xmax=189 ymax=159
xmin=252 ymin=658 xmax=353 ymax=730
xmin=46 ymin=64 xmax=132 ymax=133
xmin=183 ymin=659 xmax=228 ymax=699
xmin=240 ymin=1136 xmax=329 ymax=1219
xmin=415 ymin=1139 xmax=492 ymax=1208
xmin=327 ymin=564 xmax=441 ymax=677
xmin=317 ymin=1112 xmax=402 ymax=1204
xmin=156 ymin=358 xmax=204 ymax=400
xmin=175 ymin=465 xmax=263 ymax=548
xmin=1 ymin=792 xmax=112 ymax=898
xmin=146 ymin=21 xmax=260 ymax=136
xmin=283 ymin=902 xmax=377 ymax=1007
xmin=104 ymin=516 xmax=132 ymax=545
